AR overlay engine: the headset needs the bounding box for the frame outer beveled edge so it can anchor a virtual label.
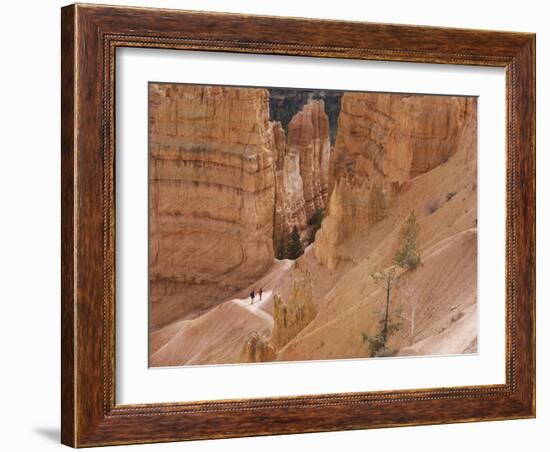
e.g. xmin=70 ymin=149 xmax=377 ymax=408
xmin=61 ymin=3 xmax=77 ymax=448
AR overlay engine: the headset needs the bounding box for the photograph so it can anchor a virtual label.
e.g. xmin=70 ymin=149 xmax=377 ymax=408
xmin=148 ymin=83 xmax=478 ymax=367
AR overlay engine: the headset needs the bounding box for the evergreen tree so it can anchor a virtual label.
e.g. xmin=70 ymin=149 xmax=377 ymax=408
xmin=363 ymin=267 xmax=401 ymax=357
xmin=287 ymin=226 xmax=304 ymax=260
xmin=394 ymin=210 xmax=421 ymax=270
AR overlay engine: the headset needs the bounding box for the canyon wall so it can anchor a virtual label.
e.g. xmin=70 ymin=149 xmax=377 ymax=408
xmin=273 ymin=100 xmax=332 ymax=250
xmin=330 ymin=93 xmax=475 ymax=188
xmin=271 ymin=122 xmax=307 ymax=252
xmin=316 ymin=93 xmax=477 ymax=269
xmin=287 ymin=100 xmax=331 ymax=218
xmin=315 ymin=179 xmax=387 ymax=270
xmin=149 ymin=84 xmax=277 ymax=327
xmin=149 ymin=85 xmax=334 ymax=328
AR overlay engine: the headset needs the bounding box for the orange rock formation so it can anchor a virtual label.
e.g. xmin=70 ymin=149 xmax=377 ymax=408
xmin=273 ymin=100 xmax=332 ymax=248
xmin=149 ymin=87 xmax=478 ymax=367
xmin=240 ymin=332 xmax=275 ymax=363
xmin=149 ymin=84 xmax=276 ymax=328
xmin=270 ymin=274 xmax=317 ymax=350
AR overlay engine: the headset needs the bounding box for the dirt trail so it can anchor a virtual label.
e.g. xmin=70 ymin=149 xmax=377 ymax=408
xmin=231 ymin=291 xmax=274 ymax=326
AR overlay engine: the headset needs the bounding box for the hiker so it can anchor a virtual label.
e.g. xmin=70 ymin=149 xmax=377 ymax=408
xmin=259 ymin=288 xmax=263 ymax=301
xmin=250 ymin=290 xmax=255 ymax=305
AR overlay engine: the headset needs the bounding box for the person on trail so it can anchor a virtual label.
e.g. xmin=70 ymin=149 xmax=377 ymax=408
xmin=250 ymin=290 xmax=255 ymax=305
xmin=259 ymin=288 xmax=263 ymax=301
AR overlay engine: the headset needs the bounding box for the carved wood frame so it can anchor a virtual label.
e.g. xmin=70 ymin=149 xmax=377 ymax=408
xmin=61 ymin=3 xmax=535 ymax=447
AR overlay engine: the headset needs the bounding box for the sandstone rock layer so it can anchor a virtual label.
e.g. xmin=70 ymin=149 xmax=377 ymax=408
xmin=288 ymin=100 xmax=331 ymax=218
xmin=330 ymin=92 xmax=475 ymax=187
xmin=149 ymin=85 xmax=334 ymax=328
xmin=273 ymin=100 xmax=332 ymax=249
xmin=149 ymin=84 xmax=276 ymax=328
xmin=316 ymin=92 xmax=476 ymax=269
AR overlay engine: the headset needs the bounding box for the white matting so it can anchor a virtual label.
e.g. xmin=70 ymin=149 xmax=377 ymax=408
xmin=116 ymin=48 xmax=506 ymax=404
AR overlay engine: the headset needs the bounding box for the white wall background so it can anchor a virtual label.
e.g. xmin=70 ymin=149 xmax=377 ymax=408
xmin=0 ymin=1 xmax=545 ymax=450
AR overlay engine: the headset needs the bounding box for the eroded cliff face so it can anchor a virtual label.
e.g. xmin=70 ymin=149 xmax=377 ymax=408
xmin=316 ymin=93 xmax=476 ymax=269
xmin=315 ymin=179 xmax=388 ymax=270
xmin=149 ymin=84 xmax=276 ymax=328
xmin=271 ymin=122 xmax=307 ymax=252
xmin=288 ymin=100 xmax=331 ymax=218
xmin=330 ymin=93 xmax=474 ymax=187
xmin=149 ymin=85 xmax=334 ymax=328
xmin=273 ymin=100 xmax=331 ymax=249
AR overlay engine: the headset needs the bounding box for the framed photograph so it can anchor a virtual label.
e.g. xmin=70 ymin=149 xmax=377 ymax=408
xmin=61 ymin=3 xmax=535 ymax=447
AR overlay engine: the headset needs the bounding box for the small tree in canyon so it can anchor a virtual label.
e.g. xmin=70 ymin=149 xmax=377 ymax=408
xmin=397 ymin=283 xmax=421 ymax=346
xmin=287 ymin=226 xmax=304 ymax=260
xmin=394 ymin=210 xmax=422 ymax=270
xmin=362 ymin=266 xmax=401 ymax=357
